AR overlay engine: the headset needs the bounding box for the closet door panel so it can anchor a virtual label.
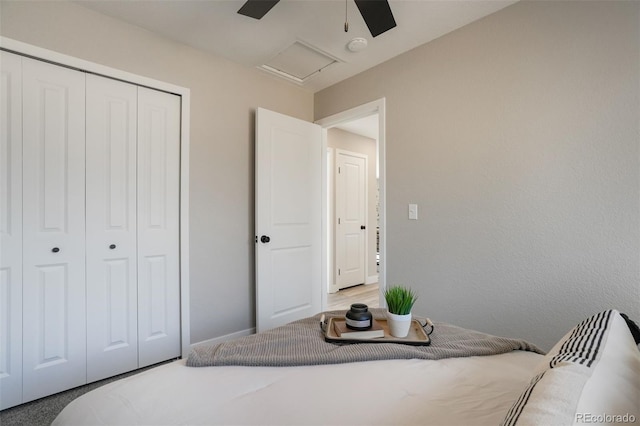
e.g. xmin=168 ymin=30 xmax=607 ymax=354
xmin=0 ymin=51 xmax=23 ymax=410
xmin=137 ymin=87 xmax=180 ymax=367
xmin=86 ymin=74 xmax=139 ymax=382
xmin=21 ymin=57 xmax=86 ymax=402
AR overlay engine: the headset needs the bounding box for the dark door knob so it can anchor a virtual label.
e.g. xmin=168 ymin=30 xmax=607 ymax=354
xmin=109 ymin=244 xmax=116 ymax=249
xmin=361 ymin=225 xmax=366 ymax=230
xmin=51 ymin=247 xmax=60 ymax=253
xmin=260 ymin=235 xmax=271 ymax=243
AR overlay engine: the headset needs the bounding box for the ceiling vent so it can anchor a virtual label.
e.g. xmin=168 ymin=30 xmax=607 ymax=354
xmin=259 ymin=41 xmax=340 ymax=85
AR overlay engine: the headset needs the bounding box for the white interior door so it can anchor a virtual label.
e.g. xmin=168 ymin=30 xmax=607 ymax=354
xmin=255 ymin=108 xmax=322 ymax=332
xmin=86 ymin=74 xmax=139 ymax=382
xmin=21 ymin=57 xmax=87 ymax=402
xmin=336 ymin=150 xmax=367 ymax=289
xmin=137 ymin=86 xmax=181 ymax=367
xmin=0 ymin=51 xmax=23 ymax=410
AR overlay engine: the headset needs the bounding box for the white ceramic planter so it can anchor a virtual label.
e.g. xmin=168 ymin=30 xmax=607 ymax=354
xmin=386 ymin=311 xmax=412 ymax=338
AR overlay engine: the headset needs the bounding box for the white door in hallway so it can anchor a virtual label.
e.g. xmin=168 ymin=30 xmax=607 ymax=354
xmin=335 ymin=150 xmax=367 ymax=289
xmin=255 ymin=108 xmax=322 ymax=332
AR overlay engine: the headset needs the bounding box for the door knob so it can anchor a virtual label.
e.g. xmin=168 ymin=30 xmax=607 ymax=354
xmin=109 ymin=244 xmax=116 ymax=249
xmin=260 ymin=235 xmax=271 ymax=243
xmin=361 ymin=225 xmax=366 ymax=230
xmin=51 ymin=247 xmax=60 ymax=253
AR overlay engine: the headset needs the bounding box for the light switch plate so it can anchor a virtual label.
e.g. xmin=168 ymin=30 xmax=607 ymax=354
xmin=408 ymin=204 xmax=418 ymax=220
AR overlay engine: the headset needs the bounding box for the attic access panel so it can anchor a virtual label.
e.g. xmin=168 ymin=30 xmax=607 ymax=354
xmin=260 ymin=41 xmax=340 ymax=84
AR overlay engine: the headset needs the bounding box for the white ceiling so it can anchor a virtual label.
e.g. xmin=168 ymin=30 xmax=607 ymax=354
xmin=77 ymin=0 xmax=517 ymax=92
xmin=335 ymin=114 xmax=379 ymax=140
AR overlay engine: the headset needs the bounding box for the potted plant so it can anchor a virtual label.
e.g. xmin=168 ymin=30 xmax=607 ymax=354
xmin=384 ymin=285 xmax=418 ymax=337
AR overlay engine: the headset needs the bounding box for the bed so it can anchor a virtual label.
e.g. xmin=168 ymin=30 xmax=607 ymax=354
xmin=53 ymin=309 xmax=640 ymax=426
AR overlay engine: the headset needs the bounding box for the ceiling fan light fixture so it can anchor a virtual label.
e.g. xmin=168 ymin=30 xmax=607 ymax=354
xmin=347 ymin=37 xmax=368 ymax=52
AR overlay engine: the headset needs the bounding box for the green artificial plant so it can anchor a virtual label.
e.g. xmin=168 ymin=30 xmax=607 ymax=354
xmin=384 ymin=285 xmax=418 ymax=315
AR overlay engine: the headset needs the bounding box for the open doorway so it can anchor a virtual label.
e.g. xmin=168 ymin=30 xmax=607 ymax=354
xmin=316 ymin=99 xmax=386 ymax=312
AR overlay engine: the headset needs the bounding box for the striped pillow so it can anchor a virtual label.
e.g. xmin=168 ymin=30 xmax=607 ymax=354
xmin=501 ymin=310 xmax=640 ymax=426
xmin=548 ymin=310 xmax=612 ymax=369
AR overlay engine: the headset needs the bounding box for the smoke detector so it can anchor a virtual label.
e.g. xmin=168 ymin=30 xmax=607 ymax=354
xmin=347 ymin=37 xmax=368 ymax=53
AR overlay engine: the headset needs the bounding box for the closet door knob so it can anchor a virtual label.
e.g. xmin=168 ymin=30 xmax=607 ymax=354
xmin=51 ymin=247 xmax=60 ymax=253
xmin=109 ymin=244 xmax=116 ymax=249
xmin=260 ymin=235 xmax=271 ymax=243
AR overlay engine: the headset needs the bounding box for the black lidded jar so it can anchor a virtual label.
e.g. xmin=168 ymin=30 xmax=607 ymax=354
xmin=345 ymin=303 xmax=373 ymax=330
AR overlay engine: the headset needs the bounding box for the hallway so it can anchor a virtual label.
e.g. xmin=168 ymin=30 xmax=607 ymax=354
xmin=326 ymin=283 xmax=379 ymax=311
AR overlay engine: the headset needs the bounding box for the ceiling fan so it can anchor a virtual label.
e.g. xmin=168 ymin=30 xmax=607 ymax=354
xmin=237 ymin=0 xmax=397 ymax=38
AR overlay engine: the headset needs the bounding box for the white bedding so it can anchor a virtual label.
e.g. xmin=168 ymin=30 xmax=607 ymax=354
xmin=53 ymin=351 xmax=542 ymax=426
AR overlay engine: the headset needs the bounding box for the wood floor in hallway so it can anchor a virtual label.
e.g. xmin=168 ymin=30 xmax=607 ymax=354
xmin=326 ymin=283 xmax=380 ymax=311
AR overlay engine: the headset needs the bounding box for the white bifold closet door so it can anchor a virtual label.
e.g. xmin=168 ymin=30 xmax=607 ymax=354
xmin=0 ymin=51 xmax=24 ymax=410
xmin=0 ymin=51 xmax=180 ymax=407
xmin=85 ymin=78 xmax=181 ymax=378
xmin=136 ymin=87 xmax=181 ymax=368
xmin=21 ymin=56 xmax=87 ymax=402
xmin=85 ymin=74 xmax=139 ymax=383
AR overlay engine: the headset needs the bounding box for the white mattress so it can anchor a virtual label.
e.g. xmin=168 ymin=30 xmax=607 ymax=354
xmin=53 ymin=351 xmax=542 ymax=425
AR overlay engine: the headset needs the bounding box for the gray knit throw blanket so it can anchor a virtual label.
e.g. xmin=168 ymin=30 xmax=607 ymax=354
xmin=186 ymin=309 xmax=544 ymax=367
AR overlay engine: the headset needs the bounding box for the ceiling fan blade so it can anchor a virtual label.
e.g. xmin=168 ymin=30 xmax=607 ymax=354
xmin=354 ymin=0 xmax=397 ymax=38
xmin=237 ymin=0 xmax=280 ymax=20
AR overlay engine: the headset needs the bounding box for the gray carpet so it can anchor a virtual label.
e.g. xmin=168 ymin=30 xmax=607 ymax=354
xmin=0 ymin=361 xmax=173 ymax=425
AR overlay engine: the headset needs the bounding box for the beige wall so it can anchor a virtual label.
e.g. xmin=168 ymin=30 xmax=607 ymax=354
xmin=316 ymin=1 xmax=640 ymax=350
xmin=4 ymin=0 xmax=639 ymax=351
xmin=327 ymin=128 xmax=378 ymax=287
xmin=0 ymin=0 xmax=314 ymax=344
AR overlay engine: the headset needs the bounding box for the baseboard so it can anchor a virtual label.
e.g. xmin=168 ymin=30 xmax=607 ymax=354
xmin=366 ymin=275 xmax=379 ymax=285
xmin=190 ymin=327 xmax=256 ymax=350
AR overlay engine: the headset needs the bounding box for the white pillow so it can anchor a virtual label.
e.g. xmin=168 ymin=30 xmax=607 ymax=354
xmin=501 ymin=310 xmax=640 ymax=426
